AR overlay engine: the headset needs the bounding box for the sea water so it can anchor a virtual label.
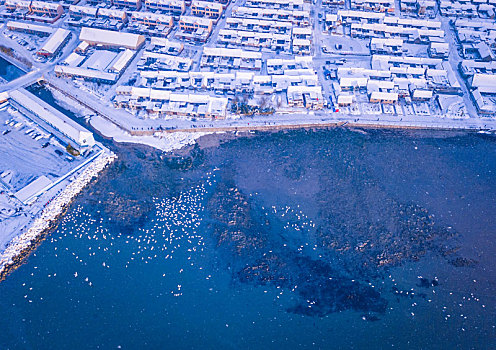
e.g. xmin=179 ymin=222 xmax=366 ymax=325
xmin=0 ymin=57 xmax=25 ymax=82
xmin=0 ymin=129 xmax=495 ymax=349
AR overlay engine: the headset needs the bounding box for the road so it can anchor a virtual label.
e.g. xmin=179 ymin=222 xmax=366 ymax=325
xmin=0 ymin=24 xmax=81 ymax=93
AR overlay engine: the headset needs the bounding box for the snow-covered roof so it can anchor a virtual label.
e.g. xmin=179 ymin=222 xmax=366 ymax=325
xmin=5 ymin=0 xmax=31 ymax=8
xmin=293 ymin=38 xmax=311 ymax=46
xmin=121 ymin=86 xmax=228 ymax=105
xmin=471 ymin=73 xmax=496 ymax=93
xmin=54 ymin=65 xmax=118 ymax=83
xmin=30 ymin=1 xmax=62 ymax=10
xmin=247 ymin=0 xmax=304 ymax=5
xmin=326 ymin=14 xmax=338 ymax=22
xmin=372 ymin=54 xmax=442 ymax=68
xmin=179 ymin=15 xmax=213 ymax=26
xmin=76 ymin=41 xmax=89 ymax=52
xmin=339 ymin=77 xmax=368 ymax=87
xmin=287 ymin=85 xmax=322 ymax=94
xmin=370 ymin=91 xmax=398 ymax=101
xmin=226 ymin=17 xmax=292 ymax=29
xmin=292 ymin=27 xmax=312 ymax=35
xmin=337 ymin=67 xmax=391 ymax=79
xmin=430 ymin=42 xmax=449 ymax=50
xmin=145 ymin=0 xmax=184 ymax=5
xmin=412 ymin=89 xmax=433 ymax=98
xmin=192 ymin=0 xmax=223 ymax=10
xmin=367 ymin=79 xmax=394 ymax=90
xmin=38 ymin=28 xmax=70 ymax=55
xmin=97 ymin=8 xmax=127 ymax=20
xmin=455 ymin=19 xmax=496 ymax=31
xmin=130 ymin=11 xmax=173 ymax=24
xmin=338 ymin=10 xmax=385 ymax=20
xmin=6 ymin=21 xmax=54 ymax=35
xmin=108 ymin=49 xmax=135 ymax=73
xmin=426 ymin=68 xmax=447 ymax=77
xmin=383 ymin=16 xmax=441 ymax=29
xmin=203 ymin=47 xmax=262 ymax=59
xmin=150 ymin=37 xmax=183 ymax=50
xmin=232 ymin=6 xmax=310 ymax=21
xmin=79 ymin=27 xmax=145 ymax=50
xmin=69 ymin=5 xmax=98 ymax=16
xmin=371 ymin=37 xmax=403 ymax=46
xmin=9 ymin=89 xmax=95 ymax=147
xmin=14 ymin=176 xmax=52 ymax=204
xmin=267 ymin=56 xmax=312 ymax=66
xmin=337 ymin=95 xmax=354 ymax=104
xmin=142 ymin=51 xmax=191 ymax=63
xmin=353 ymin=0 xmax=394 ymax=4
xmin=219 ymin=29 xmax=290 ymax=41
xmin=63 ymin=52 xmax=84 ymax=66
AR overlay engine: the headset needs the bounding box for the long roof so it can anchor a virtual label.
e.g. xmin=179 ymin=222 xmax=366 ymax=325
xmin=69 ymin=5 xmax=98 ymax=16
xmin=7 ymin=20 xmax=54 ymax=35
xmin=109 ymin=49 xmax=135 ymax=73
xmin=38 ymin=28 xmax=70 ymax=55
xmin=203 ymin=47 xmax=262 ymax=59
xmin=79 ymin=27 xmax=145 ymax=49
xmin=54 ymin=65 xmax=118 ymax=82
xmin=9 ymin=89 xmax=95 ymax=147
xmin=370 ymin=91 xmax=398 ymax=100
xmin=14 ymin=176 xmax=52 ymax=204
xmin=471 ymin=73 xmax=496 ymax=92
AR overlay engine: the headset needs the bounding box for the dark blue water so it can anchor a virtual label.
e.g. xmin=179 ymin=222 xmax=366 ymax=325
xmin=0 ymin=56 xmax=25 ymax=82
xmin=0 ymin=129 xmax=495 ymax=349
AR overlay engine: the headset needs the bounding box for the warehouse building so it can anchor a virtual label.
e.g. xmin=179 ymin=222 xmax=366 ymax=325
xmin=9 ymin=89 xmax=95 ymax=148
xmin=6 ymin=20 xmax=54 ymax=36
xmin=54 ymin=65 xmax=119 ymax=83
xmin=79 ymin=27 xmax=146 ymax=50
xmin=37 ymin=28 xmax=71 ymax=57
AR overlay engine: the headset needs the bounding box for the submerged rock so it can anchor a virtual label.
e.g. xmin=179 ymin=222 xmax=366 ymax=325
xmin=204 ymin=130 xmax=471 ymax=318
xmin=449 ymin=257 xmax=479 ymax=268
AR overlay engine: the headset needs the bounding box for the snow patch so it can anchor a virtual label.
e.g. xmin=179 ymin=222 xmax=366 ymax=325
xmin=90 ymin=115 xmax=208 ymax=152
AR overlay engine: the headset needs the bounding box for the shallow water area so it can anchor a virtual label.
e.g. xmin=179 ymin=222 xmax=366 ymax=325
xmin=0 ymin=128 xmax=495 ymax=349
xmin=0 ymin=56 xmax=25 ymax=82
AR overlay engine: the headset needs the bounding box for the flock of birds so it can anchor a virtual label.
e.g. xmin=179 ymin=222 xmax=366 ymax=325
xmin=11 ymin=169 xmax=493 ymax=336
xmin=21 ymin=170 xmax=220 ymax=300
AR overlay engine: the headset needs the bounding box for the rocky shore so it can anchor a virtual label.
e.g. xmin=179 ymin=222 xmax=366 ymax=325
xmin=0 ymin=151 xmax=117 ymax=282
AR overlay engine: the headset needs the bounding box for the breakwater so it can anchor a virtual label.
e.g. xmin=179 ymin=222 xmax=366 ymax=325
xmin=0 ymin=151 xmax=116 ymax=282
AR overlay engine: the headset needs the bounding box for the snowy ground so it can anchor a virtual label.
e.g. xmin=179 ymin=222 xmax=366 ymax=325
xmin=0 ymin=107 xmax=84 ymax=191
xmin=90 ymin=115 xmax=210 ymax=152
xmin=0 ymin=175 xmax=69 ymax=252
xmin=0 ymin=151 xmax=116 ymax=273
xmin=0 ymin=101 xmax=111 ymax=257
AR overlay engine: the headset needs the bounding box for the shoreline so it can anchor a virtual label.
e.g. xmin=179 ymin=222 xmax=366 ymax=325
xmin=42 ymin=79 xmax=496 ymax=152
xmin=0 ymin=151 xmax=117 ymax=282
xmin=150 ymin=120 xmax=487 ymax=135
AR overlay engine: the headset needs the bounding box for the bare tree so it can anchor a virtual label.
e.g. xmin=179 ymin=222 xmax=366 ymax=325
xmin=259 ymin=95 xmax=269 ymax=110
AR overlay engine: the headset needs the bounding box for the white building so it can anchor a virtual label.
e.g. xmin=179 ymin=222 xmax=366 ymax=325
xmin=54 ymin=65 xmax=119 ymax=83
xmin=9 ymin=89 xmax=95 ymax=148
xmin=37 ymin=28 xmax=70 ymax=57
xmin=79 ymin=27 xmax=145 ymax=50
xmin=201 ymin=47 xmax=263 ymax=71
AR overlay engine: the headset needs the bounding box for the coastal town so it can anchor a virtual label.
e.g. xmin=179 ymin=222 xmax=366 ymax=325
xmin=0 ymin=0 xmax=494 ymax=126
xmin=0 ymin=0 xmax=496 ymax=278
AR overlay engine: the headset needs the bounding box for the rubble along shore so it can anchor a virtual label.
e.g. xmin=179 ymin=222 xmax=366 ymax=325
xmin=0 ymin=151 xmax=117 ymax=282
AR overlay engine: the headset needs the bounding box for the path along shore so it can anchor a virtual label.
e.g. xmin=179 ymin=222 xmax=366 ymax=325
xmin=0 ymin=152 xmax=116 ymax=282
xmin=44 ymin=79 xmax=496 ymax=141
